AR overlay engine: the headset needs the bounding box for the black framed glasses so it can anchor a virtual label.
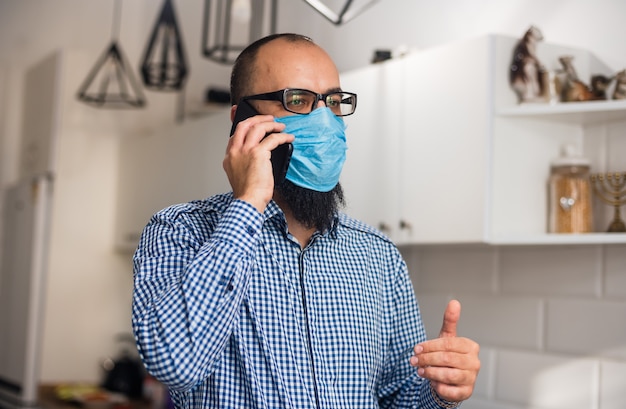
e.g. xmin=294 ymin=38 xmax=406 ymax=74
xmin=242 ymin=88 xmax=357 ymax=116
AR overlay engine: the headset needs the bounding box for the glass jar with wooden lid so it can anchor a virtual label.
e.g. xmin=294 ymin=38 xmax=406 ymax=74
xmin=548 ymin=144 xmax=592 ymax=233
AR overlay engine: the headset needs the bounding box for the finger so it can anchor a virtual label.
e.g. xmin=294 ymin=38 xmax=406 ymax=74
xmin=259 ymin=130 xmax=294 ymax=152
xmin=439 ymin=299 xmax=461 ymax=338
xmin=243 ymin=122 xmax=288 ymax=149
xmin=415 ymin=336 xmax=478 ymax=355
xmin=418 ymin=364 xmax=471 ymax=386
xmin=412 ymin=347 xmax=476 ymax=370
xmin=230 ymin=115 xmax=280 ymax=146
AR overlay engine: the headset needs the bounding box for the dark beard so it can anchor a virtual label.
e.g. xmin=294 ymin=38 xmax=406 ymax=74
xmin=275 ymin=179 xmax=345 ymax=233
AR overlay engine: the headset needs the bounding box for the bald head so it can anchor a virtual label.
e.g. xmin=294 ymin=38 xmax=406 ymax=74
xmin=230 ymin=33 xmax=339 ymax=107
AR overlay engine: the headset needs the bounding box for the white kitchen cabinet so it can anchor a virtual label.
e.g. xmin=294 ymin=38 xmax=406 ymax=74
xmin=341 ymin=58 xmax=404 ymax=239
xmin=397 ymin=39 xmax=491 ymax=244
xmin=340 ymin=34 xmax=626 ymax=245
xmin=340 ymin=37 xmax=491 ymax=244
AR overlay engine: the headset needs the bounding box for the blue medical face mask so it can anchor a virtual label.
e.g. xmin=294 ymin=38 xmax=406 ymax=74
xmin=275 ymin=107 xmax=347 ymax=192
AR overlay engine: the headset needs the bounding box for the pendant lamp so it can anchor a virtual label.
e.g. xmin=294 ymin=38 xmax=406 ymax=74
xmin=76 ymin=0 xmax=146 ymax=108
xmin=302 ymin=0 xmax=379 ymax=25
xmin=140 ymin=0 xmax=188 ymax=91
xmin=202 ymin=0 xmax=278 ymax=64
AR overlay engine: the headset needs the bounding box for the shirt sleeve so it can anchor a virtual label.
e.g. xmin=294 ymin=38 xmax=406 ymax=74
xmin=376 ymin=252 xmax=453 ymax=409
xmin=131 ymin=199 xmax=263 ymax=392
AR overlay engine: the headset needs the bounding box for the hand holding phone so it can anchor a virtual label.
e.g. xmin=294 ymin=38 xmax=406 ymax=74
xmin=230 ymin=100 xmax=293 ymax=185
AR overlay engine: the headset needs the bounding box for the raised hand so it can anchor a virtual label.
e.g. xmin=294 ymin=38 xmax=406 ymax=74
xmin=409 ymin=300 xmax=480 ymax=403
xmin=223 ymin=113 xmax=292 ymax=213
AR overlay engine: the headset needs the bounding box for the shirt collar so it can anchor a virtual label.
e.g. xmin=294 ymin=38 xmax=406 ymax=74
xmin=263 ymin=199 xmax=285 ymax=223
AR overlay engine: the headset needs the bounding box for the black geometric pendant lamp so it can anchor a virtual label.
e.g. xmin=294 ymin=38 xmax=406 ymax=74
xmin=302 ymin=0 xmax=379 ymax=25
xmin=202 ymin=0 xmax=278 ymax=64
xmin=76 ymin=0 xmax=146 ymax=108
xmin=140 ymin=0 xmax=189 ymax=91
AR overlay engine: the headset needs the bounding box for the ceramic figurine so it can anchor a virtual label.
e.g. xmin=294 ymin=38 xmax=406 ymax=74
xmin=612 ymin=69 xmax=626 ymax=100
xmin=509 ymin=26 xmax=545 ymax=103
xmin=558 ymin=55 xmax=594 ymax=102
xmin=590 ymin=74 xmax=614 ymax=100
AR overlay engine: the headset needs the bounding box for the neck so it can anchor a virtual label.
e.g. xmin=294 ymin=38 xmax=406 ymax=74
xmin=274 ymin=197 xmax=316 ymax=248
xmin=287 ymin=216 xmax=316 ymax=248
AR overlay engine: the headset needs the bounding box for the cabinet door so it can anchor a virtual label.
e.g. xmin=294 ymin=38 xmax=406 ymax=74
xmin=341 ymin=59 xmax=404 ymax=238
xmin=398 ymin=38 xmax=491 ymax=244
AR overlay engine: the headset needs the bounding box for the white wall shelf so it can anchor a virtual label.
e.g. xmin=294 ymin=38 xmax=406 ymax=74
xmin=497 ymin=99 xmax=626 ymax=125
xmin=491 ymin=233 xmax=626 ymax=246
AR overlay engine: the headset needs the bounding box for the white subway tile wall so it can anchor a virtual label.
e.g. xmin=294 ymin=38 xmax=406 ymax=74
xmin=600 ymin=360 xmax=626 ymax=409
xmin=402 ymin=243 xmax=626 ymax=409
xmin=499 ymin=246 xmax=602 ymax=297
xmin=495 ymin=350 xmax=598 ymax=409
xmin=462 ymin=399 xmax=524 ymax=409
xmin=547 ymin=298 xmax=626 ymax=359
xmin=605 ymin=245 xmax=626 ymax=298
xmin=456 ymin=295 xmax=544 ymax=350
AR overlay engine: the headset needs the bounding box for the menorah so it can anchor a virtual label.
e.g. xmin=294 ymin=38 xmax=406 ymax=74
xmin=590 ymin=172 xmax=626 ymax=232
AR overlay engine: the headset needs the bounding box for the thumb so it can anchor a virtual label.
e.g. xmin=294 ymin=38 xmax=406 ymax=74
xmin=439 ymin=299 xmax=461 ymax=338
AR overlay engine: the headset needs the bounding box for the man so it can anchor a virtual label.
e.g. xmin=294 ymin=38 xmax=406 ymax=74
xmin=132 ymin=33 xmax=480 ymax=408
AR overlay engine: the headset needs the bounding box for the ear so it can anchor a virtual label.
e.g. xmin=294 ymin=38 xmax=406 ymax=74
xmin=230 ymin=105 xmax=237 ymax=122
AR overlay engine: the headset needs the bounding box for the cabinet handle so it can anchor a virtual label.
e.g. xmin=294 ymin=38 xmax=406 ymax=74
xmin=378 ymin=222 xmax=391 ymax=233
xmin=399 ymin=220 xmax=412 ymax=231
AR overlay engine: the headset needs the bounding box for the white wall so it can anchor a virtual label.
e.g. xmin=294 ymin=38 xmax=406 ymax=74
xmin=281 ymin=0 xmax=626 ymax=75
xmin=0 ymin=0 xmax=625 ymax=406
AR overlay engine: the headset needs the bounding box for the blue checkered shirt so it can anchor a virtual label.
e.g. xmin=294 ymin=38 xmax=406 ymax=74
xmin=132 ymin=192 xmax=445 ymax=408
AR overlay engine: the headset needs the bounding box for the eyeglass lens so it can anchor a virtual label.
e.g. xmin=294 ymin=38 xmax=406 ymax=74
xmin=284 ymin=89 xmax=356 ymax=116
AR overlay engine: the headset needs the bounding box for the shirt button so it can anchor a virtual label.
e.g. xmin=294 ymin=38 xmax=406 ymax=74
xmin=246 ymin=225 xmax=256 ymax=236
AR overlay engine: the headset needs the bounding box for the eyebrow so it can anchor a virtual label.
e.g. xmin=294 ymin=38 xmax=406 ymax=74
xmin=289 ymin=87 xmax=343 ymax=94
xmin=324 ymin=87 xmax=343 ymax=94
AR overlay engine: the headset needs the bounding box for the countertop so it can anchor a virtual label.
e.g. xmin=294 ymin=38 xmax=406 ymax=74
xmin=38 ymin=385 xmax=151 ymax=409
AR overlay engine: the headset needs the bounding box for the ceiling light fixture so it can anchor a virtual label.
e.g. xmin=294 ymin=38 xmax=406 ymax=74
xmin=302 ymin=0 xmax=379 ymax=25
xmin=76 ymin=0 xmax=146 ymax=108
xmin=140 ymin=0 xmax=189 ymax=91
xmin=202 ymin=0 xmax=278 ymax=64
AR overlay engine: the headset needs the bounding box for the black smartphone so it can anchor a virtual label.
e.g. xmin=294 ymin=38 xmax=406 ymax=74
xmin=230 ymin=100 xmax=293 ymax=185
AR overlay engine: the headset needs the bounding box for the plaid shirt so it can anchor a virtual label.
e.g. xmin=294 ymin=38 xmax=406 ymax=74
xmin=132 ymin=192 xmax=444 ymax=409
